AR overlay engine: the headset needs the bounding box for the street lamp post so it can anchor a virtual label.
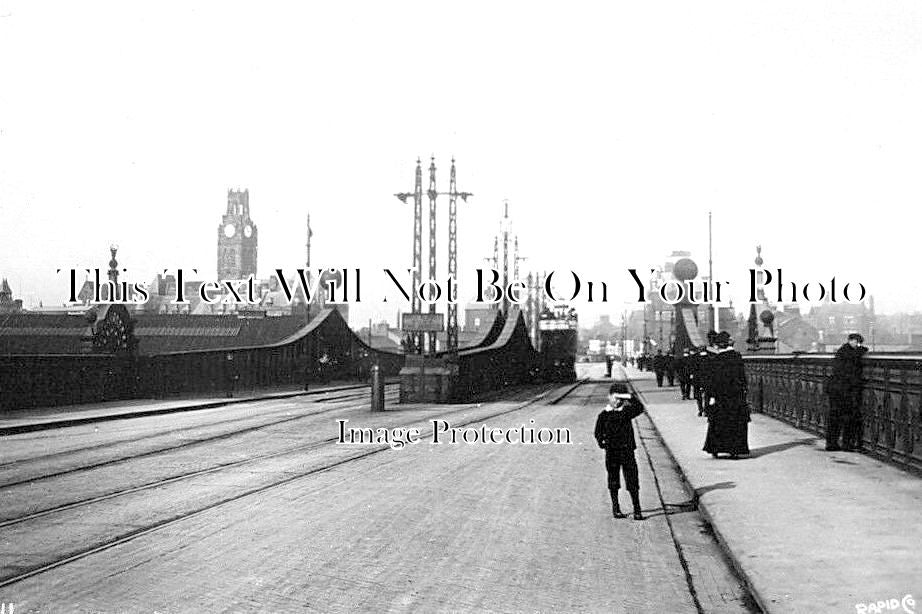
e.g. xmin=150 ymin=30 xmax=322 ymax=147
xmin=642 ymin=305 xmax=649 ymax=356
xmin=621 ymin=311 xmax=628 ymax=365
xmin=667 ymin=309 xmax=674 ymax=351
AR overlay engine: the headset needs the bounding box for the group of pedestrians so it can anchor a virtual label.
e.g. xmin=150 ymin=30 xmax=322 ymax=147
xmin=650 ymin=350 xmax=675 ymax=387
xmin=674 ymin=343 xmax=713 ymax=414
xmin=642 ymin=333 xmax=751 ymax=457
xmin=596 ymin=330 xmax=869 ymax=520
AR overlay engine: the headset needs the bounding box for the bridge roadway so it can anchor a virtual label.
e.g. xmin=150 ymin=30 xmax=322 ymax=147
xmin=0 ymin=373 xmax=755 ymax=613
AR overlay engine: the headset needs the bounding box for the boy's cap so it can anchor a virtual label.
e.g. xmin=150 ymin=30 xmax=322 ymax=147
xmin=608 ymin=382 xmax=633 ymax=398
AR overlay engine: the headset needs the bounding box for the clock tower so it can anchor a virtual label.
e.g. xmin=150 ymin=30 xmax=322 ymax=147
xmin=217 ymin=188 xmax=258 ymax=280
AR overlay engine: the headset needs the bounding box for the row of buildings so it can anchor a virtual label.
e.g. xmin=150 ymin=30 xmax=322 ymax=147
xmin=0 ymin=190 xmax=516 ymax=357
xmin=1 ymin=204 xmax=912 ymax=356
xmin=584 ymin=299 xmax=879 ymax=356
xmin=582 ymin=250 xmax=902 ymax=355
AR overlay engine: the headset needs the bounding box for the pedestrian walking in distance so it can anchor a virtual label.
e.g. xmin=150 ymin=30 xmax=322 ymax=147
xmin=652 ymin=350 xmax=666 ymax=387
xmin=825 ymin=333 xmax=868 ymax=451
xmin=676 ymin=349 xmax=691 ymax=400
xmin=691 ymin=344 xmax=712 ymax=416
xmin=702 ymin=332 xmax=750 ymax=459
xmin=664 ymin=352 xmax=676 ymax=387
xmin=594 ymin=382 xmax=646 ymax=520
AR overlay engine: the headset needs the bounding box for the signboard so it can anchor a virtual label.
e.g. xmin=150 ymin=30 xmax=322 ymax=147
xmin=402 ymin=313 xmax=445 ymax=332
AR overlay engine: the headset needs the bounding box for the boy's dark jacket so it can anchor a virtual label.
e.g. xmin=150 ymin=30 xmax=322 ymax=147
xmin=594 ymin=397 xmax=645 ymax=450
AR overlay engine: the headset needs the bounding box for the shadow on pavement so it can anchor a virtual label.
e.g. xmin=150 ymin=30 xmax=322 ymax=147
xmin=694 ymin=481 xmax=737 ymax=497
xmin=640 ymin=499 xmax=699 ymax=519
xmin=747 ymin=437 xmax=819 ymax=459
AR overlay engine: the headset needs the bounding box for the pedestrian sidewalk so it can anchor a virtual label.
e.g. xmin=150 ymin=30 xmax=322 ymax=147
xmin=632 ymin=371 xmax=922 ymax=614
xmin=0 ymin=380 xmax=373 ymax=436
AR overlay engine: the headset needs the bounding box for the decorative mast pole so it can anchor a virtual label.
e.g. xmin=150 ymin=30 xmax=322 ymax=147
xmin=427 ymin=156 xmax=438 ymax=354
xmin=394 ymin=158 xmax=424 ymax=354
xmin=305 ymin=214 xmax=313 ymax=321
xmin=445 ymin=158 xmax=471 ymax=352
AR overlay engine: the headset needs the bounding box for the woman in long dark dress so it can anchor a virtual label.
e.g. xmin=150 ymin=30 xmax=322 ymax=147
xmin=703 ymin=332 xmax=750 ymax=458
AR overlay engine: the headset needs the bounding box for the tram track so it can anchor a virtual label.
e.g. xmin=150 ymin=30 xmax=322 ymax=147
xmin=0 ymin=386 xmax=399 ymax=488
xmin=0 ymin=392 xmax=407 ymax=527
xmin=0 ymin=380 xmax=586 ymax=589
xmin=0 ymin=381 xmax=395 ymax=439
xmin=0 ymin=381 xmax=558 ymax=489
xmin=0 ymin=390 xmax=400 ymax=491
xmin=0 ymin=386 xmax=556 ymax=528
xmin=0 ymin=384 xmax=389 ymax=462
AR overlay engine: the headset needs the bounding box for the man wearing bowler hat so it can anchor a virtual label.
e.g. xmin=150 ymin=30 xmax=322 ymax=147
xmin=825 ymin=333 xmax=868 ymax=451
xmin=594 ymin=381 xmax=646 ymax=520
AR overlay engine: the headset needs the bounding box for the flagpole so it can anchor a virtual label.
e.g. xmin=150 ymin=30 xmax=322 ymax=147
xmin=306 ymin=213 xmax=313 ymax=321
xmin=306 ymin=213 xmax=312 ymax=270
xmin=709 ymin=210 xmax=717 ymax=332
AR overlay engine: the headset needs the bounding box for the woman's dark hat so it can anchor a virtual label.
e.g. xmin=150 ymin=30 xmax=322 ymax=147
xmin=716 ymin=331 xmax=732 ymax=346
xmin=608 ymin=382 xmax=633 ymax=399
xmin=847 ymin=333 xmax=864 ymax=343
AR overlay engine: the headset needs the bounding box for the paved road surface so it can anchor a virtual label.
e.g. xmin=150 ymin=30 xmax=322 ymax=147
xmin=0 ymin=380 xmax=755 ymax=613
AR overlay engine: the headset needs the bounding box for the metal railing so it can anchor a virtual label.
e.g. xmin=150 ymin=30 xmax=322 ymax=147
xmin=744 ymin=354 xmax=922 ymax=471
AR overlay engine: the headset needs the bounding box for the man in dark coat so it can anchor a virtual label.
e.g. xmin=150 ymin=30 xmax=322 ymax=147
xmin=703 ymin=332 xmax=750 ymax=458
xmin=825 ymin=333 xmax=868 ymax=451
xmin=688 ymin=349 xmax=700 ymax=407
xmin=652 ymin=350 xmax=666 ymax=387
xmin=594 ymin=382 xmax=645 ymax=520
xmin=676 ymin=349 xmax=692 ymax=399
xmin=691 ymin=346 xmax=708 ymax=416
xmin=664 ymin=352 xmax=676 ymax=386
xmin=693 ymin=331 xmax=719 ymax=416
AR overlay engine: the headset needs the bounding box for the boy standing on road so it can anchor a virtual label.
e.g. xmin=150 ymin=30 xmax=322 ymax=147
xmin=594 ymin=382 xmax=646 ymax=520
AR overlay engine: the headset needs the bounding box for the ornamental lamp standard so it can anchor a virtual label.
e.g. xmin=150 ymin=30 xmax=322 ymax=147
xmin=108 ymin=243 xmax=120 ymax=301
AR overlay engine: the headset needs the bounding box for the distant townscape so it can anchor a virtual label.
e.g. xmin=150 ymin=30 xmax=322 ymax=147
xmin=0 ymin=199 xmax=900 ymax=360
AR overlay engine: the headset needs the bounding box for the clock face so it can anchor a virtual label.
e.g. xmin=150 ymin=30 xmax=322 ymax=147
xmin=224 ymin=223 xmax=236 ymax=238
xmin=244 ymin=225 xmax=253 ymax=238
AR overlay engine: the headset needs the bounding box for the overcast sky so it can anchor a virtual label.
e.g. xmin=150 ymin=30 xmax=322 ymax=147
xmin=1 ymin=1 xmax=921 ymax=327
